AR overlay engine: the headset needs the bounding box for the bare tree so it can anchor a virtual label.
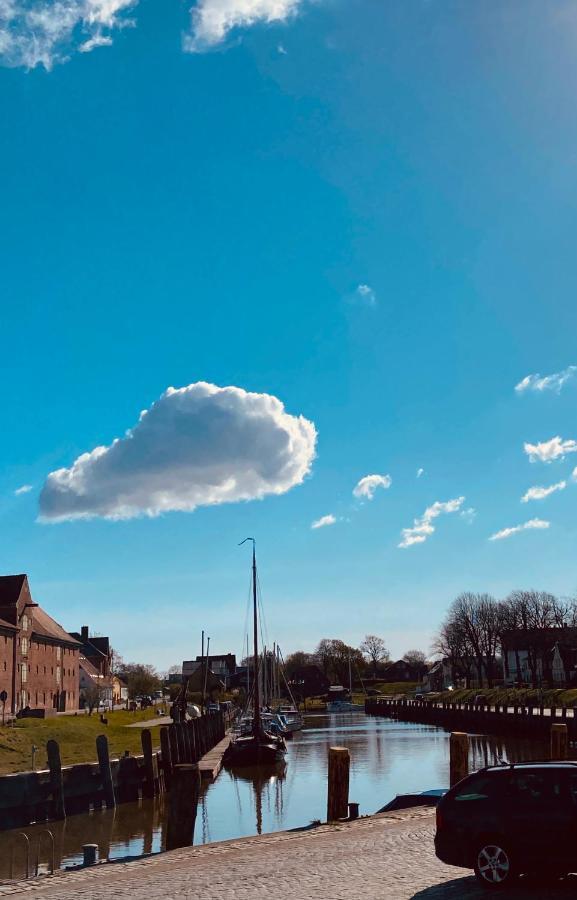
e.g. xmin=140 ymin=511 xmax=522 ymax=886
xmin=360 ymin=635 xmax=390 ymax=676
xmin=403 ymin=650 xmax=427 ymax=678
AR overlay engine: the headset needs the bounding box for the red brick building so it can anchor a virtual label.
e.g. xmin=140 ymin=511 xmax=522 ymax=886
xmin=0 ymin=575 xmax=80 ymax=714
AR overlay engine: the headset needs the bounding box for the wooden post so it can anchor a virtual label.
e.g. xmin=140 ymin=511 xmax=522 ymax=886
xmin=141 ymin=729 xmax=155 ymax=799
xmin=165 ymin=764 xmax=201 ymax=851
xmin=168 ymin=724 xmax=180 ymax=766
xmin=47 ymin=739 xmax=66 ymax=820
xmin=327 ymin=747 xmax=350 ymax=822
xmin=449 ymin=732 xmax=469 ymax=787
xmin=96 ymin=734 xmax=116 ymax=809
xmin=181 ymin=722 xmax=192 ymax=763
xmin=551 ymin=723 xmax=568 ymax=760
xmin=160 ymin=726 xmax=172 ymax=791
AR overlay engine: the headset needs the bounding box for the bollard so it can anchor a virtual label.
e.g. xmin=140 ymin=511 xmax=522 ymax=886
xmin=348 ymin=802 xmax=359 ymax=820
xmin=96 ymin=735 xmax=116 ymax=809
xmin=327 ymin=747 xmax=350 ymax=822
xmin=551 ymin=723 xmax=568 ymax=760
xmin=82 ymin=844 xmax=98 ymax=867
xmin=449 ymin=732 xmax=469 ymax=787
xmin=165 ymin=764 xmax=201 ymax=851
xmin=46 ymin=739 xmax=66 ymax=820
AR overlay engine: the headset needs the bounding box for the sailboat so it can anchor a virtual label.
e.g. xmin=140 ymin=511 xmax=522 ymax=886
xmin=224 ymin=540 xmax=287 ymax=767
xmin=326 ymin=655 xmax=364 ymax=712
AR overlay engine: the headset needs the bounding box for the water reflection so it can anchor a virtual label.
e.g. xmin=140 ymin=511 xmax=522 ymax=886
xmin=0 ymin=712 xmax=548 ymax=879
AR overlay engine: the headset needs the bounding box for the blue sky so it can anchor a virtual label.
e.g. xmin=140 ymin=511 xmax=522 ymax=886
xmin=1 ymin=0 xmax=577 ymax=670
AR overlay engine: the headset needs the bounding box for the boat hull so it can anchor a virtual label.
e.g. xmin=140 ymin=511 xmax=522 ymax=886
xmin=224 ymin=736 xmax=286 ymax=767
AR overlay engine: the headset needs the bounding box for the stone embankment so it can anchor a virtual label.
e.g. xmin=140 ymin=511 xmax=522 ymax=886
xmin=1 ymin=807 xmax=573 ymax=900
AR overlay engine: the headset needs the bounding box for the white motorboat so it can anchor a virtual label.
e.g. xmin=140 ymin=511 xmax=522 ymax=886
xmin=326 ymin=699 xmax=363 ymax=713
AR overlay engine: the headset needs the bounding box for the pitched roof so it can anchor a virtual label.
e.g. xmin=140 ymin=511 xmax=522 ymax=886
xmin=0 ymin=574 xmax=27 ymax=605
xmin=0 ymin=616 xmax=17 ymax=632
xmin=79 ymin=656 xmax=101 ymax=678
xmin=32 ymin=606 xmax=81 ymax=647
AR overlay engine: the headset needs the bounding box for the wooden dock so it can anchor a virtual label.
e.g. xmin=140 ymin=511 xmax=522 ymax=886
xmin=198 ymin=734 xmax=231 ymax=781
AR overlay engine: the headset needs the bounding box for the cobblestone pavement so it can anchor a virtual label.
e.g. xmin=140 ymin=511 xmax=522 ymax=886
xmin=2 ymin=808 xmax=577 ymax=900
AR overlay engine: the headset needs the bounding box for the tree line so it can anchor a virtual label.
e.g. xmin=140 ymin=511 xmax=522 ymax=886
xmin=434 ymin=590 xmax=577 ymax=689
xmin=284 ymin=636 xmax=427 ymax=684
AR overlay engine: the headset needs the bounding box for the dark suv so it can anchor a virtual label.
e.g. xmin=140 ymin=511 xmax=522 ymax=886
xmin=435 ymin=761 xmax=577 ymax=889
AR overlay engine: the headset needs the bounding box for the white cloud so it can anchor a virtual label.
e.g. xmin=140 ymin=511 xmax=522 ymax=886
xmin=398 ymin=496 xmax=465 ymax=549
xmin=524 ymin=436 xmax=577 ymax=463
xmin=184 ymin=0 xmax=305 ymax=53
xmin=515 ymin=365 xmax=576 ymax=394
xmin=572 ymin=467 xmax=577 ymax=483
xmin=0 ymin=0 xmax=135 ymax=69
xmin=353 ymin=473 xmax=391 ymax=501
xmin=460 ymin=507 xmax=477 ymax=524
xmin=489 ymin=518 xmax=550 ymax=542
xmin=277 ymin=42 xmax=287 ymax=54
xmin=521 ymin=480 xmax=566 ymax=503
xmin=352 ymin=283 xmax=377 ymax=307
xmin=311 ymin=514 xmax=336 ymax=530
xmin=39 ymin=382 xmax=317 ymax=522
xmin=416 ymin=467 xmax=424 ymax=478
xmin=14 ymin=484 xmax=32 ymax=495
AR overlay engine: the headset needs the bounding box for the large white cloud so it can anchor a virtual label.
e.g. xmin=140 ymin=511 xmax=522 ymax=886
xmin=515 ymin=366 xmax=576 ymax=394
xmin=39 ymin=382 xmax=317 ymax=522
xmin=0 ymin=0 xmax=135 ymax=69
xmin=353 ymin=473 xmax=391 ymax=501
xmin=489 ymin=518 xmax=550 ymax=542
xmin=524 ymin=436 xmax=577 ymax=463
xmin=184 ymin=0 xmax=305 ymax=52
xmin=398 ymin=497 xmax=465 ymax=549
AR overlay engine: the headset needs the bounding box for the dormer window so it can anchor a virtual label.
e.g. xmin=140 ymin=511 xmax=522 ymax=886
xmin=21 ymin=614 xmax=28 ymax=632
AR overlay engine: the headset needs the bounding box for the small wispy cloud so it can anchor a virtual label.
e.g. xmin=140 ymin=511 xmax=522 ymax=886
xmin=311 ymin=514 xmax=337 ymax=530
xmin=416 ymin=468 xmax=424 ymax=479
xmin=572 ymin=467 xmax=577 ymax=483
xmin=353 ymin=474 xmax=391 ymax=501
xmin=524 ymin=436 xmax=577 ymax=463
xmin=399 ymin=496 xmax=465 ymax=549
xmin=489 ymin=518 xmax=550 ymax=542
xmin=515 ymin=366 xmax=576 ymax=394
xmin=521 ymin=481 xmax=566 ymax=503
xmin=460 ymin=507 xmax=477 ymax=524
xmin=277 ymin=43 xmax=287 ymax=55
xmin=14 ymin=484 xmax=33 ymax=496
xmin=352 ymin=284 xmax=377 ymax=307
xmin=0 ymin=0 xmax=136 ymax=70
xmin=184 ymin=0 xmax=306 ymax=53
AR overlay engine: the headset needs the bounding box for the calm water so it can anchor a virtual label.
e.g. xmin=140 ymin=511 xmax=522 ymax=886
xmin=0 ymin=712 xmax=547 ymax=879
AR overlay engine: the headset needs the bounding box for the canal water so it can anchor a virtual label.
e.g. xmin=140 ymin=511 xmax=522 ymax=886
xmin=0 ymin=712 xmax=547 ymax=879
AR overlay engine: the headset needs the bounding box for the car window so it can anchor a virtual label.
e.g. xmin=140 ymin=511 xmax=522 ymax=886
xmin=454 ymin=774 xmax=501 ymax=802
xmin=509 ymin=771 xmax=566 ymax=809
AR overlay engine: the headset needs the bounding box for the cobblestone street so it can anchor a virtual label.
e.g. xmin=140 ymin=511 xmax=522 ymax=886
xmin=2 ymin=808 xmax=577 ymax=900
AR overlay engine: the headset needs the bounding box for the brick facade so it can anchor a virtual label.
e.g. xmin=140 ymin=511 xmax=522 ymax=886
xmin=0 ymin=575 xmax=80 ymax=714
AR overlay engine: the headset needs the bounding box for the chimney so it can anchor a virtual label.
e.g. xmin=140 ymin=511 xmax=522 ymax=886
xmin=81 ymin=625 xmax=89 ymax=643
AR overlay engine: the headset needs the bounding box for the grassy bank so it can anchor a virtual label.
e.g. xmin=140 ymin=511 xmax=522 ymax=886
xmin=435 ymin=687 xmax=577 ymax=707
xmin=0 ymin=708 xmax=163 ymax=775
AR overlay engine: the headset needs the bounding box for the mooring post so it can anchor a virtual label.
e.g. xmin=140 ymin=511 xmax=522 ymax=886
xmin=165 ymin=764 xmax=201 ymax=851
xmin=141 ymin=729 xmax=155 ymax=798
xmin=449 ymin=732 xmax=469 ymax=787
xmin=46 ymin=739 xmax=66 ymax=820
xmin=168 ymin=724 xmax=180 ymax=766
xmin=82 ymin=844 xmax=98 ymax=867
xmin=327 ymin=746 xmax=350 ymax=822
xmin=551 ymin=723 xmax=568 ymax=760
xmin=96 ymin=734 xmax=116 ymax=809
xmin=160 ymin=726 xmax=172 ymax=791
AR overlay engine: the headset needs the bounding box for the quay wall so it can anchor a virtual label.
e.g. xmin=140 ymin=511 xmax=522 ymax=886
xmin=365 ymin=697 xmax=577 ymax=740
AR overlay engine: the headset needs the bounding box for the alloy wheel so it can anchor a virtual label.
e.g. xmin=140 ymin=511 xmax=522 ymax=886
xmin=476 ymin=844 xmax=511 ymax=886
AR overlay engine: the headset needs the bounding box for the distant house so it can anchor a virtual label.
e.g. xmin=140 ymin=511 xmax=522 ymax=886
xmin=422 ymin=659 xmax=454 ymax=692
xmin=69 ymin=626 xmax=112 ymax=677
xmin=79 ymin=656 xmax=113 ymax=708
xmin=288 ymin=664 xmax=329 ymax=699
xmin=502 ymin=628 xmax=577 ymax=687
xmin=0 ymin=574 xmax=81 ymax=714
xmin=381 ymin=660 xmax=419 ymax=682
xmin=112 ymin=675 xmax=128 ymax=705
xmin=183 ymin=654 xmax=236 ymax=687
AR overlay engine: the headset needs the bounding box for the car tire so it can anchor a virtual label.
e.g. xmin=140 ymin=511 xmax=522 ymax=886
xmin=474 ymin=840 xmax=516 ymax=890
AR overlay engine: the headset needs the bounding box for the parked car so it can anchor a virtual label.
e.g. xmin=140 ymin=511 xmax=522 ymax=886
xmin=435 ymin=761 xmax=577 ymax=889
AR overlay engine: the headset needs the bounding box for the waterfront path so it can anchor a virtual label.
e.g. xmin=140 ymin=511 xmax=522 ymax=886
xmin=2 ymin=807 xmax=575 ymax=899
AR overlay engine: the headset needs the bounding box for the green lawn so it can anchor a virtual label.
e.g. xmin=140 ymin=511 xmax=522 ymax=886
xmin=435 ymin=687 xmax=577 ymax=707
xmin=0 ymin=708 xmax=163 ymax=775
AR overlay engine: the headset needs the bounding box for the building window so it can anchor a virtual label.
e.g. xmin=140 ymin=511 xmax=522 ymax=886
xmin=21 ymin=690 xmax=27 ymax=708
xmin=56 ymin=666 xmax=61 ymax=685
xmin=56 ymin=646 xmax=61 ymax=661
xmin=21 ymin=615 xmax=28 ymax=632
xmin=21 ymin=663 xmax=27 ymax=684
xmin=21 ymin=637 xmax=28 ymax=656
xmin=44 ymin=666 xmax=46 ymax=674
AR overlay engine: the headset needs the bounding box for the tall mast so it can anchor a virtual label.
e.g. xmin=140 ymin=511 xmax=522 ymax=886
xmin=251 ymin=541 xmax=260 ymax=730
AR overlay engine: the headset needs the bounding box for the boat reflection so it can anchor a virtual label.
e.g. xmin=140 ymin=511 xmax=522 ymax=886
xmin=225 ymin=763 xmax=286 ymax=835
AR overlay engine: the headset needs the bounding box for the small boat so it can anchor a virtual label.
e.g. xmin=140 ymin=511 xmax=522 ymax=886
xmin=377 ymin=788 xmax=447 ymax=813
xmin=326 ymin=699 xmax=363 ymax=713
xmin=276 ymin=705 xmax=303 ymax=732
xmin=224 ymin=540 xmax=287 ymax=769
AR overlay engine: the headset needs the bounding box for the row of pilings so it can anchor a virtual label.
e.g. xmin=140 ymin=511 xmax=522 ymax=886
xmin=365 ymin=696 xmax=577 ymax=740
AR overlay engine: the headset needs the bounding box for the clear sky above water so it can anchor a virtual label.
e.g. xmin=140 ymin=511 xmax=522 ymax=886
xmin=1 ymin=0 xmax=577 ymax=670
